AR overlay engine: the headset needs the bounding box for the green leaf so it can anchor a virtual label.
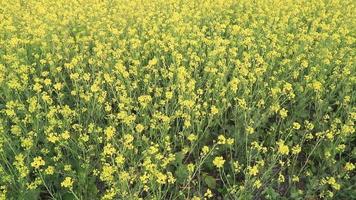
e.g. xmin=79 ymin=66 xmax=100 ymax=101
xmin=262 ymin=187 xmax=280 ymax=200
xmin=23 ymin=189 xmax=40 ymax=200
xmin=204 ymin=175 xmax=216 ymax=189
xmin=62 ymin=192 xmax=76 ymax=200
xmin=174 ymin=152 xmax=185 ymax=165
xmin=175 ymin=165 xmax=189 ymax=184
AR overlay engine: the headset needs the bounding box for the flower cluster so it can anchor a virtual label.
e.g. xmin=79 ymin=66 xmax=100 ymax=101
xmin=0 ymin=0 xmax=355 ymax=199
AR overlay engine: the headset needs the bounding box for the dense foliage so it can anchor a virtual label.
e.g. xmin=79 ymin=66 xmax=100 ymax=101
xmin=0 ymin=0 xmax=355 ymax=199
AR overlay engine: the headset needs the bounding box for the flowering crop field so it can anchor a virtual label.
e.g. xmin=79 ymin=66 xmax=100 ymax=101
xmin=0 ymin=0 xmax=355 ymax=199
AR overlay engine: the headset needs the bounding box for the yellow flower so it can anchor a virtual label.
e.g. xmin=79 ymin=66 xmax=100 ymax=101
xmin=292 ymin=175 xmax=300 ymax=182
xmin=187 ymin=134 xmax=197 ymax=142
xmin=233 ymin=161 xmax=241 ymax=173
xmin=119 ymin=171 xmax=130 ymax=182
xmin=100 ymin=165 xmax=115 ymax=182
xmin=187 ymin=163 xmax=195 ymax=173
xmin=277 ymin=140 xmax=289 ymax=155
xmin=45 ymin=166 xmax=55 ymax=175
xmin=226 ymin=138 xmax=234 ymax=145
xmin=324 ymin=177 xmax=340 ymax=190
xmin=211 ymin=106 xmax=219 ymax=115
xmin=61 ymin=131 xmax=70 ymax=140
xmin=292 ymin=145 xmax=301 ymax=155
xmin=292 ymin=122 xmax=301 ymax=130
xmin=148 ymin=57 xmax=158 ymax=66
xmin=191 ymin=196 xmax=201 ymax=200
xmin=123 ymin=134 xmax=134 ymax=149
xmin=213 ymin=156 xmax=225 ymax=168
xmin=204 ymin=189 xmax=213 ymax=198
xmin=166 ymin=91 xmax=173 ymax=100
xmin=279 ymin=108 xmax=288 ymax=119
xmin=278 ymin=173 xmax=285 ymax=183
xmin=47 ymin=133 xmax=60 ymax=143
xmin=13 ymin=153 xmax=29 ymax=178
xmin=301 ymin=60 xmax=308 ymax=68
xmin=167 ymin=171 xmax=176 ymax=184
xmin=345 ymin=162 xmax=355 ymax=171
xmin=104 ymin=126 xmax=116 ymax=140
xmin=31 ymin=156 xmax=45 ymax=169
xmin=311 ymin=81 xmax=322 ymax=92
xmin=64 ymin=165 xmax=72 ymax=171
xmin=156 ymin=172 xmax=167 ymax=184
xmin=53 ymin=82 xmax=63 ymax=91
xmin=138 ymin=95 xmax=152 ymax=108
xmin=21 ymin=137 xmax=33 ymax=150
xmin=135 ymin=124 xmax=144 ymax=133
xmin=238 ymin=98 xmax=247 ymax=110
xmin=103 ymin=143 xmax=116 ymax=156
xmin=228 ymin=78 xmax=239 ymax=92
xmin=26 ymin=177 xmax=42 ymax=190
xmin=246 ymin=126 xmax=254 ymax=134
xmin=140 ymin=172 xmax=149 ymax=184
xmin=217 ymin=135 xmax=226 ymax=144
xmin=253 ymin=179 xmax=262 ymax=189
xmin=248 ymin=165 xmax=259 ymax=176
xmin=61 ymin=177 xmax=73 ymax=188
xmin=43 ymin=78 xmax=52 ymax=86
xmin=115 ymin=154 xmax=125 ymax=166
xmin=90 ymin=84 xmax=100 ymax=93
xmin=201 ymin=146 xmax=210 ymax=155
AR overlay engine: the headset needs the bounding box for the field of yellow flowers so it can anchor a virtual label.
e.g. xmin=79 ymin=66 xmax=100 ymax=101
xmin=0 ymin=0 xmax=355 ymax=199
